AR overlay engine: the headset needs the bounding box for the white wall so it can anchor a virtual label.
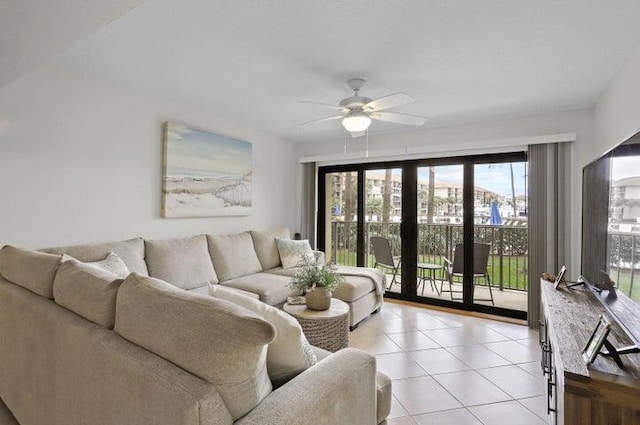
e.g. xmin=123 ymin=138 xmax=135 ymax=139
xmin=295 ymin=108 xmax=597 ymax=275
xmin=594 ymin=44 xmax=640 ymax=158
xmin=296 ymin=110 xmax=591 ymax=161
xmin=0 ymin=65 xmax=296 ymax=248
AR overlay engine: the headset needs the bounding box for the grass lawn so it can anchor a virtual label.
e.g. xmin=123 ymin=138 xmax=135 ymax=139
xmin=332 ymin=249 xmax=529 ymax=291
xmin=607 ymin=268 xmax=640 ymax=302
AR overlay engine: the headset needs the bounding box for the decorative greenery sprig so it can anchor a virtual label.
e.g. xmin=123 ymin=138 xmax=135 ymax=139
xmin=289 ymin=254 xmax=345 ymax=293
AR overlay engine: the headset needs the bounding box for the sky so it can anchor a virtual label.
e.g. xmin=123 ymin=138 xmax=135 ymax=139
xmin=611 ymin=156 xmax=640 ymax=181
xmin=165 ymin=122 xmax=252 ymax=178
xmin=414 ymin=162 xmax=527 ymax=196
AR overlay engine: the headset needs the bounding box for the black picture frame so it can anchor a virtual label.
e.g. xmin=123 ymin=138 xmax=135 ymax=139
xmin=553 ymin=265 xmax=567 ymax=290
xmin=582 ymin=314 xmax=612 ymax=364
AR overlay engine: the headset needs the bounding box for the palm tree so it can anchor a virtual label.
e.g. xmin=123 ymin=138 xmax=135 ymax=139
xmin=382 ymin=169 xmax=392 ymax=222
xmin=343 ymin=172 xmax=355 ymax=221
xmin=427 ymin=167 xmax=435 ymax=224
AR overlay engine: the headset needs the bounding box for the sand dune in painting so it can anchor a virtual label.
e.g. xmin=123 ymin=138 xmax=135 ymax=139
xmin=163 ymin=172 xmax=252 ymax=217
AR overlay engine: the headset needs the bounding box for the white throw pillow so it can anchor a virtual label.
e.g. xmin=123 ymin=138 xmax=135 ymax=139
xmin=275 ymin=238 xmax=314 ymax=269
xmin=62 ymin=252 xmax=130 ymax=279
xmin=209 ymin=283 xmax=317 ymax=384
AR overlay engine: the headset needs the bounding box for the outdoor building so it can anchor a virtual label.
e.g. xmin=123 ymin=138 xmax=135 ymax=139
xmin=331 ymin=171 xmax=503 ymax=223
xmin=611 ymin=176 xmax=640 ymax=224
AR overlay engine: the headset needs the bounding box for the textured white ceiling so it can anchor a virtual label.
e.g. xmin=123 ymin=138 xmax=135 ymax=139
xmin=59 ymin=0 xmax=640 ymax=143
xmin=0 ymin=0 xmax=147 ymax=89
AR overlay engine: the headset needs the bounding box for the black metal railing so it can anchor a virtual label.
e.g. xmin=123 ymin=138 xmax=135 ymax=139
xmin=329 ymin=221 xmax=529 ymax=291
xmin=608 ymin=231 xmax=640 ymax=301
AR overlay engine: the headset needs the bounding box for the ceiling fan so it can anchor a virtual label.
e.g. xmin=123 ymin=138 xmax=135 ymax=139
xmin=297 ymin=78 xmax=427 ymax=137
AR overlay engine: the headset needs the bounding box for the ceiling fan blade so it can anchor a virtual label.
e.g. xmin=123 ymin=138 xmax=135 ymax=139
xmin=370 ymin=111 xmax=427 ymax=126
xmin=293 ymin=115 xmax=344 ymax=128
xmin=363 ymin=93 xmax=413 ymax=112
xmin=350 ymin=131 xmax=366 ymax=138
xmin=299 ymin=100 xmax=347 ymax=112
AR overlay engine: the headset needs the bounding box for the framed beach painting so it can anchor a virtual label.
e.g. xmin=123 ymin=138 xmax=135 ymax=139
xmin=162 ymin=122 xmax=252 ymax=217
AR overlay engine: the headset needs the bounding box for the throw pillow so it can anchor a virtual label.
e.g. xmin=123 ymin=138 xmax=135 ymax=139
xmin=275 ymin=238 xmax=314 ymax=269
xmin=209 ymin=283 xmax=317 ymax=385
xmin=41 ymin=237 xmax=148 ymax=275
xmin=61 ymin=252 xmax=130 ymax=279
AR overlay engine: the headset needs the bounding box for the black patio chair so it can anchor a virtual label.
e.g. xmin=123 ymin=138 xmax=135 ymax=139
xmin=370 ymin=236 xmax=401 ymax=290
xmin=442 ymin=242 xmax=494 ymax=305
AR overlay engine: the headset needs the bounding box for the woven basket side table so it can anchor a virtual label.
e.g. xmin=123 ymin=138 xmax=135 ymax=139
xmin=283 ymin=299 xmax=350 ymax=353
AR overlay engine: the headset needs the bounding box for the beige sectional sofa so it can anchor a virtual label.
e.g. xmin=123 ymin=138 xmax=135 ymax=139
xmin=39 ymin=230 xmax=384 ymax=328
xmin=0 ymin=230 xmax=391 ymax=425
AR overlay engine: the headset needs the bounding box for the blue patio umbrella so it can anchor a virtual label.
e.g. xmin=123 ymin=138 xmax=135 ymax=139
xmin=489 ymin=201 xmax=503 ymax=225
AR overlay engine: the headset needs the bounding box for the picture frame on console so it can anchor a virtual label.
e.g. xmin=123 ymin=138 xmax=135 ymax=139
xmin=581 ymin=314 xmax=612 ymax=364
xmin=553 ymin=265 xmax=566 ymax=290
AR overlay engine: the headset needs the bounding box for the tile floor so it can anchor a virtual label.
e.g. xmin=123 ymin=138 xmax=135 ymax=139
xmin=349 ymin=300 xmax=549 ymax=425
xmin=386 ymin=279 xmax=529 ymax=312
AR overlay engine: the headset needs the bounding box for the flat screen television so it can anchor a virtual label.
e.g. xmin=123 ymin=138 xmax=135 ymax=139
xmin=581 ymin=131 xmax=640 ymax=344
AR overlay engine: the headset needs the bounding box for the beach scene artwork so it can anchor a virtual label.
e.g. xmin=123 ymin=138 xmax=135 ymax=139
xmin=162 ymin=122 xmax=252 ymax=217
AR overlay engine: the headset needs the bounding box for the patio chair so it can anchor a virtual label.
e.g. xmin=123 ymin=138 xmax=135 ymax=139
xmin=370 ymin=236 xmax=401 ymax=290
xmin=442 ymin=243 xmax=494 ymax=305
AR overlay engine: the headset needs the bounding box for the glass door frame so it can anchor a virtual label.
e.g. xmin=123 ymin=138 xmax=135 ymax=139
xmin=317 ymin=151 xmax=528 ymax=320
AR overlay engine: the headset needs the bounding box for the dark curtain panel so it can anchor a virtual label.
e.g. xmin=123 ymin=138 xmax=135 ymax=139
xmin=528 ymin=143 xmax=563 ymax=328
xmin=301 ymin=162 xmax=317 ymax=248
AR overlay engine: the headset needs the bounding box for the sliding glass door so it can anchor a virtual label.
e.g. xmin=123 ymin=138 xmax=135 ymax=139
xmin=364 ymin=169 xmax=403 ymax=293
xmin=415 ymin=165 xmax=464 ymax=304
xmin=318 ymin=152 xmax=528 ymax=319
xmin=473 ymin=162 xmax=529 ymax=313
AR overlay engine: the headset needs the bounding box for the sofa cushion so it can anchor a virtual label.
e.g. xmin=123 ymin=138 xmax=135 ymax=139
xmin=190 ymin=283 xmax=260 ymax=299
xmin=209 ymin=284 xmax=316 ymax=385
xmin=275 ymin=238 xmax=314 ymax=269
xmin=0 ymin=246 xmax=61 ymax=299
xmin=263 ymin=266 xmax=298 ymax=278
xmin=221 ymin=272 xmax=299 ymax=306
xmin=249 ymin=229 xmax=290 ymax=270
xmin=145 ymin=235 xmax=218 ymax=289
xmin=206 ymin=232 xmax=263 ymax=281
xmin=61 ymin=252 xmax=130 ymax=279
xmin=332 ymin=275 xmax=377 ymax=302
xmin=53 ymin=259 xmax=123 ymax=329
xmin=42 ymin=237 xmax=148 ymax=275
xmin=114 ymin=273 xmax=275 ymax=420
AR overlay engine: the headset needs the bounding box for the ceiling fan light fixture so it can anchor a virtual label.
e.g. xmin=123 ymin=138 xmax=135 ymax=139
xmin=342 ymin=113 xmax=371 ymax=132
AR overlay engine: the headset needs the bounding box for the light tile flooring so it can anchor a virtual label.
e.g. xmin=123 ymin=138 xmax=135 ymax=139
xmin=349 ymin=300 xmax=548 ymax=425
xmin=387 ymin=280 xmax=529 ymax=312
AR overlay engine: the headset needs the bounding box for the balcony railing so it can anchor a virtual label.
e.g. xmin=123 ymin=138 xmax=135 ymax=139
xmin=608 ymin=231 xmax=640 ymax=302
xmin=330 ymin=221 xmax=529 ymax=291
xmin=330 ymin=222 xmax=640 ymax=301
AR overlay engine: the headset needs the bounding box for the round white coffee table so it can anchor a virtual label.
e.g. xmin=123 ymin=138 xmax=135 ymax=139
xmin=283 ymin=298 xmax=350 ymax=352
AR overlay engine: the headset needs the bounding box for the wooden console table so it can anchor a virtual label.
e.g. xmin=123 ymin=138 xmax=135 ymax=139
xmin=540 ymin=279 xmax=640 ymax=425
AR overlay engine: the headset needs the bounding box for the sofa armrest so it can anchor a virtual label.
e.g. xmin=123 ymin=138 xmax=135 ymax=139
xmin=313 ymin=250 xmax=326 ymax=266
xmin=236 ymin=348 xmax=376 ymax=425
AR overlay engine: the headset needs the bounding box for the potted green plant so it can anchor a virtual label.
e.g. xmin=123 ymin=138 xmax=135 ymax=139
xmin=289 ymin=255 xmax=345 ymax=311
